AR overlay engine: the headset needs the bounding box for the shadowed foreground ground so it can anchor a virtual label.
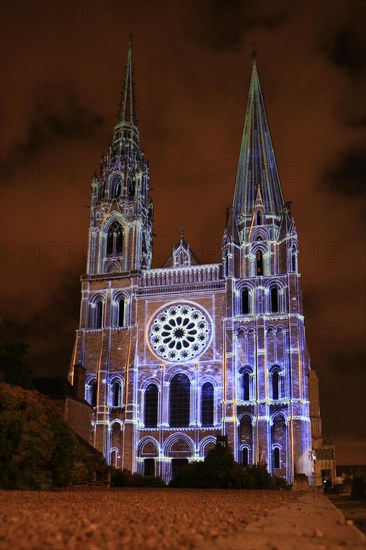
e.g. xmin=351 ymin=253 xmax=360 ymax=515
xmin=0 ymin=489 xmax=303 ymax=549
xmin=328 ymin=494 xmax=366 ymax=535
xmin=1 ymin=489 xmax=365 ymax=549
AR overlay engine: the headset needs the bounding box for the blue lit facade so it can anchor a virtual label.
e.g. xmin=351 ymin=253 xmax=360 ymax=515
xmin=69 ymin=45 xmax=315 ymax=483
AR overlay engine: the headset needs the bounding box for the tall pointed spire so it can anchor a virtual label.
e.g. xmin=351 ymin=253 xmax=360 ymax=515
xmin=232 ymin=54 xmax=284 ymax=220
xmin=117 ymin=35 xmax=136 ymax=127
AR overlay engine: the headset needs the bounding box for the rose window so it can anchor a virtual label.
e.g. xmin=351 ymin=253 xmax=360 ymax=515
xmin=149 ymin=304 xmax=211 ymax=362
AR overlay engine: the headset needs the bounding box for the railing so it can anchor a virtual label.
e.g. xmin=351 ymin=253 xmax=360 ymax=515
xmin=140 ymin=264 xmax=223 ymax=287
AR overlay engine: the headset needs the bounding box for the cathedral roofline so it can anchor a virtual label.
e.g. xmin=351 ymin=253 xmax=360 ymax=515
xmin=163 ymin=227 xmax=201 ymax=268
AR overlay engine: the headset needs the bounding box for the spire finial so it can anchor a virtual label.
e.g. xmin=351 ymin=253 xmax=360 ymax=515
xmin=180 ymin=226 xmax=184 ymax=242
xmin=116 ymin=37 xmax=137 ymax=127
xmin=252 ymin=41 xmax=256 ymax=64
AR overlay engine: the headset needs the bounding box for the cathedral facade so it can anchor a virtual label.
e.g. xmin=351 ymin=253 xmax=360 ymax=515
xmin=69 ymin=44 xmax=316 ymax=483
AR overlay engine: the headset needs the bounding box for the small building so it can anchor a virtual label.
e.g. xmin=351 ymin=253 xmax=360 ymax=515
xmin=309 ymin=369 xmax=336 ymax=487
xmin=34 ymin=365 xmax=92 ymax=444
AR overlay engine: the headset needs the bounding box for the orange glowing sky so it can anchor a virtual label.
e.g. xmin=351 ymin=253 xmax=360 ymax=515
xmin=1 ymin=0 xmax=365 ymax=464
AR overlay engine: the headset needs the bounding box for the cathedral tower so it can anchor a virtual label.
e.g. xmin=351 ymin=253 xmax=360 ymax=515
xmin=70 ymin=41 xmax=152 ymax=466
xmin=222 ymin=52 xmax=311 ymax=477
xmin=88 ymin=40 xmax=152 ymax=277
xmin=70 ymin=46 xmax=316 ymax=483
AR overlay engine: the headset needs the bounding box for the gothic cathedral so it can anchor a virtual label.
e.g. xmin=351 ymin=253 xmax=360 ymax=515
xmin=69 ymin=43 xmax=317 ymax=483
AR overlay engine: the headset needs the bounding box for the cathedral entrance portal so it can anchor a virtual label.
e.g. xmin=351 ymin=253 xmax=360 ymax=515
xmin=165 ymin=435 xmax=193 ymax=481
xmin=171 ymin=459 xmax=188 ymax=478
xmin=143 ymin=458 xmax=155 ymax=476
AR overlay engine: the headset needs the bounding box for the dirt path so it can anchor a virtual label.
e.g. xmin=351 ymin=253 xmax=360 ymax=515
xmin=0 ymin=489 xmax=303 ymax=549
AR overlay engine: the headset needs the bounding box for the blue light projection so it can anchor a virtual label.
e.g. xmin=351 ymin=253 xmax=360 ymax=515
xmin=69 ymin=44 xmax=315 ymax=484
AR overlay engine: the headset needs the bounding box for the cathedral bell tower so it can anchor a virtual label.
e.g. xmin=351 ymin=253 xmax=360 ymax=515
xmin=88 ymin=40 xmax=153 ymax=276
xmin=222 ymin=51 xmax=312 ymax=479
xmin=70 ymin=41 xmax=153 ymax=461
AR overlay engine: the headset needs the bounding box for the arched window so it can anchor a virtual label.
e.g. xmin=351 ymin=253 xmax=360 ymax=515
xmin=271 ymin=287 xmax=279 ymax=313
xmin=128 ymin=180 xmax=135 ymax=200
xmin=116 ymin=227 xmax=123 ymax=253
xmin=241 ymin=288 xmax=249 ymax=314
xmin=273 ymin=446 xmax=280 ymax=468
xmin=242 ymin=447 xmax=249 ymax=466
xmin=106 ymin=222 xmax=123 ymax=257
xmin=291 ymin=245 xmax=297 ymax=272
xmin=111 ymin=380 xmax=122 ymax=407
xmin=256 ymin=250 xmax=263 ymax=276
xmin=89 ymin=379 xmax=97 ymax=407
xmin=98 ymin=183 xmax=104 ymax=202
xmin=145 ymin=384 xmax=158 ymax=427
xmin=224 ymin=251 xmax=229 ymax=277
xmin=110 ymin=449 xmax=118 ymax=468
xmin=271 ymin=415 xmax=286 ymax=472
xmin=107 ymin=230 xmax=113 ymax=255
xmin=256 ymin=211 xmax=262 ymax=225
xmin=170 ymin=374 xmax=190 ymax=427
xmin=239 ymin=416 xmax=252 ymax=458
xmin=243 ymin=371 xmax=250 ymax=401
xmin=111 ymin=422 xmax=122 ymax=453
xmin=272 ymin=369 xmax=280 ymax=400
xmin=118 ymin=298 xmax=125 ymax=328
xmin=113 ymin=176 xmax=122 ymax=198
xmin=201 ymin=382 xmax=214 ymax=426
xmin=95 ymin=300 xmax=103 ymax=329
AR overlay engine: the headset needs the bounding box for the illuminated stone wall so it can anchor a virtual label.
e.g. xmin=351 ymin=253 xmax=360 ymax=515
xmin=69 ymin=46 xmax=316 ymax=483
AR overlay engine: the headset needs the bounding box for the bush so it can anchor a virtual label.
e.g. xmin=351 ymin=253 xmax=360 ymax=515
xmin=0 ymin=384 xmax=54 ymax=489
xmin=110 ymin=468 xmax=165 ymax=488
xmin=169 ymin=439 xmax=291 ymax=490
xmin=274 ymin=475 xmax=291 ymax=490
xmin=247 ymin=463 xmax=276 ymax=489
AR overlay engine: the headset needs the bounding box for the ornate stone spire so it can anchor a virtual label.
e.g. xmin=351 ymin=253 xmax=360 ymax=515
xmin=117 ymin=35 xmax=137 ymax=127
xmin=232 ymin=54 xmax=284 ymax=220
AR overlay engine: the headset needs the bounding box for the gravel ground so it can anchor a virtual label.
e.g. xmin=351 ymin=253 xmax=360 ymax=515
xmin=0 ymin=488 xmax=304 ymax=549
xmin=328 ymin=494 xmax=366 ymax=535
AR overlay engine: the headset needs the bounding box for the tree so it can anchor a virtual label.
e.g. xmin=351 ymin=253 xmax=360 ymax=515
xmin=0 ymin=384 xmax=53 ymax=489
xmin=0 ymin=383 xmax=87 ymax=489
xmin=0 ymin=343 xmax=34 ymax=389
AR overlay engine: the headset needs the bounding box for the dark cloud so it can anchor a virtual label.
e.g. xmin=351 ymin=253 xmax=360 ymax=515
xmin=321 ymin=147 xmax=365 ymax=197
xmin=1 ymin=101 xmax=104 ymax=172
xmin=321 ymin=25 xmax=366 ymax=78
xmin=320 ymin=349 xmax=366 ymax=439
xmin=346 ymin=115 xmax=366 ymax=129
xmin=1 ymin=268 xmax=82 ymax=377
xmin=185 ymin=0 xmax=292 ymax=50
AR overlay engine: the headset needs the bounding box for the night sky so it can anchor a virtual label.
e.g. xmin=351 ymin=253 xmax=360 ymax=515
xmin=1 ymin=0 xmax=365 ymax=465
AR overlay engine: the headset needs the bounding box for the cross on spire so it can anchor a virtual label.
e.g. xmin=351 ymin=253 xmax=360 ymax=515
xmin=252 ymin=41 xmax=257 ymax=64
